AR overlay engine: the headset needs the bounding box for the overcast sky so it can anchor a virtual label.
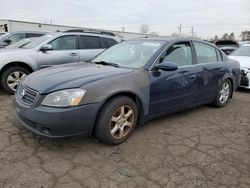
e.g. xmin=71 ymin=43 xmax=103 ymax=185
xmin=0 ymin=0 xmax=249 ymax=39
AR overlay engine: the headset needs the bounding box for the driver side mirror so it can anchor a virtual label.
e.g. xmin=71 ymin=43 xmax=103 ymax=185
xmin=154 ymin=61 xmax=178 ymax=71
xmin=40 ymin=44 xmax=53 ymax=51
xmin=4 ymin=39 xmax=12 ymax=44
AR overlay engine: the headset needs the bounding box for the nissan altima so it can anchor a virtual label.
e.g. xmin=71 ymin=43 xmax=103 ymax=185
xmin=14 ymin=37 xmax=241 ymax=145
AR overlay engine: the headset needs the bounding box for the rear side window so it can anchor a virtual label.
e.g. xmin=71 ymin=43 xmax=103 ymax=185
xmin=194 ymin=42 xmax=217 ymax=64
xmin=79 ymin=36 xmax=102 ymax=49
xmin=26 ymin=33 xmax=44 ymax=38
xmin=49 ymin=35 xmax=77 ymax=50
xmin=105 ymin=38 xmax=118 ymax=47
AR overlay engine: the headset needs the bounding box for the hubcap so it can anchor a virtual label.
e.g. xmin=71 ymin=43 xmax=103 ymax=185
xmin=219 ymin=82 xmax=230 ymax=104
xmin=7 ymin=71 xmax=27 ymax=91
xmin=109 ymin=105 xmax=135 ymax=139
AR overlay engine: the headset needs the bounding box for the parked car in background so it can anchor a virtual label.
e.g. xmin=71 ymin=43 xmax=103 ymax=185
xmin=4 ymin=38 xmax=37 ymax=49
xmin=229 ymin=44 xmax=250 ymax=89
xmin=215 ymin=40 xmax=239 ymax=55
xmin=0 ymin=32 xmax=121 ymax=93
xmin=14 ymin=37 xmax=240 ymax=145
xmin=0 ymin=31 xmax=47 ymax=48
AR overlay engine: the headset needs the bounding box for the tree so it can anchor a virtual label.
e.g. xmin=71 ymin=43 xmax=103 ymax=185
xmin=240 ymin=30 xmax=250 ymax=41
xmin=228 ymin=32 xmax=235 ymax=40
xmin=140 ymin=24 xmax=149 ymax=34
xmin=214 ymin=35 xmax=218 ymax=41
xmin=221 ymin=33 xmax=228 ymax=40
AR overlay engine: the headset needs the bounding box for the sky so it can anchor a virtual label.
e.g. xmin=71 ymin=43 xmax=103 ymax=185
xmin=0 ymin=0 xmax=249 ymax=39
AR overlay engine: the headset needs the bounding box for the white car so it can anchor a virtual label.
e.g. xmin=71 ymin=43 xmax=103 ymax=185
xmin=229 ymin=44 xmax=250 ymax=89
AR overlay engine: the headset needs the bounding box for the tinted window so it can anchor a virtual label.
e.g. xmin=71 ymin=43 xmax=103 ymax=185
xmin=7 ymin=33 xmax=26 ymax=44
xmin=49 ymin=36 xmax=77 ymax=50
xmin=79 ymin=36 xmax=101 ymax=49
xmin=26 ymin=33 xmax=44 ymax=38
xmin=194 ymin=42 xmax=217 ymax=64
xmin=162 ymin=42 xmax=193 ymax=67
xmin=105 ymin=38 xmax=118 ymax=47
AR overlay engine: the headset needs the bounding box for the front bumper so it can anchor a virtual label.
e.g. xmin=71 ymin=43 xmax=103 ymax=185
xmin=240 ymin=69 xmax=250 ymax=89
xmin=14 ymin=94 xmax=102 ymax=138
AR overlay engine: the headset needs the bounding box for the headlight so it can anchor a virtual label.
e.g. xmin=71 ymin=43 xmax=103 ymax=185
xmin=41 ymin=89 xmax=86 ymax=107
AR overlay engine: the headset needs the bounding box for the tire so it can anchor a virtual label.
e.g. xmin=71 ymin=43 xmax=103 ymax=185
xmin=95 ymin=96 xmax=138 ymax=145
xmin=1 ymin=66 xmax=30 ymax=94
xmin=212 ymin=79 xmax=232 ymax=107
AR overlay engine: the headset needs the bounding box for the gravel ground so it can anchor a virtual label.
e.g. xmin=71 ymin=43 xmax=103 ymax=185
xmin=0 ymin=89 xmax=250 ymax=188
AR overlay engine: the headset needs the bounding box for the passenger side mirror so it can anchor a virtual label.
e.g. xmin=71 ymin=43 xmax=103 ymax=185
xmin=40 ymin=44 xmax=53 ymax=51
xmin=4 ymin=39 xmax=12 ymax=44
xmin=154 ymin=61 xmax=178 ymax=71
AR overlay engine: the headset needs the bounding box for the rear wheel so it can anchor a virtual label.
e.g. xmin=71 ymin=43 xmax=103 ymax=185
xmin=212 ymin=79 xmax=232 ymax=107
xmin=95 ymin=96 xmax=138 ymax=145
xmin=1 ymin=66 xmax=30 ymax=94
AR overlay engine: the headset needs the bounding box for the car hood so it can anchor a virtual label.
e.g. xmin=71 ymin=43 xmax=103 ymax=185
xmin=23 ymin=63 xmax=134 ymax=94
xmin=229 ymin=56 xmax=250 ymax=69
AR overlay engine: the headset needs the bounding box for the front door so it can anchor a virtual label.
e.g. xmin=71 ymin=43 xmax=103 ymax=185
xmin=37 ymin=35 xmax=79 ymax=68
xmin=149 ymin=41 xmax=198 ymax=115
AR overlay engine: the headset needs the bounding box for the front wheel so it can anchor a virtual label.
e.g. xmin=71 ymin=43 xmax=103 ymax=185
xmin=95 ymin=96 xmax=138 ymax=145
xmin=1 ymin=66 xmax=30 ymax=94
xmin=212 ymin=79 xmax=232 ymax=107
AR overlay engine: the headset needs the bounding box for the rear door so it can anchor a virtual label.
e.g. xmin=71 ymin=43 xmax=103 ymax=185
xmin=149 ymin=41 xmax=198 ymax=115
xmin=37 ymin=35 xmax=79 ymax=68
xmin=192 ymin=41 xmax=226 ymax=104
xmin=78 ymin=35 xmax=106 ymax=62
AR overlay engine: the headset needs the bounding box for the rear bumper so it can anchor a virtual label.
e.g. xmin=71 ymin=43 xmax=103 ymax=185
xmin=14 ymin=95 xmax=102 ymax=138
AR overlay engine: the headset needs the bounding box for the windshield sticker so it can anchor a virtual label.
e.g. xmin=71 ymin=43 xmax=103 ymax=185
xmin=142 ymin=42 xmax=161 ymax=47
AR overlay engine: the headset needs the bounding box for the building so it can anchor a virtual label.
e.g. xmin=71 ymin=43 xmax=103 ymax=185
xmin=0 ymin=19 xmax=150 ymax=39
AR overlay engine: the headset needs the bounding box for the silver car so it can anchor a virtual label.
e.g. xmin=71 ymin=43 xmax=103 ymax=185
xmin=0 ymin=32 xmax=121 ymax=93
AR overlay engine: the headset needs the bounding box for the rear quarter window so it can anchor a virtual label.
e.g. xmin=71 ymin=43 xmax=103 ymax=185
xmin=104 ymin=38 xmax=118 ymax=48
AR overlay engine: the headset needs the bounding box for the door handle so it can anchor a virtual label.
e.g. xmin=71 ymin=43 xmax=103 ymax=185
xmin=69 ymin=52 xmax=78 ymax=56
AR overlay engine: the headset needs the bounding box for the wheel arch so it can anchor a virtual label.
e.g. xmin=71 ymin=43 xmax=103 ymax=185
xmin=92 ymin=91 xmax=145 ymax=135
xmin=0 ymin=62 xmax=34 ymax=78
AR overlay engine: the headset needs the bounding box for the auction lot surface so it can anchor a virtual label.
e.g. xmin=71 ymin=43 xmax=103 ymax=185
xmin=0 ymin=90 xmax=250 ymax=188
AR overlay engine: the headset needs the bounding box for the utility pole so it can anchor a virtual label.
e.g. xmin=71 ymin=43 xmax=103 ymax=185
xmin=191 ymin=26 xmax=194 ymax=38
xmin=178 ymin=23 xmax=182 ymax=36
xmin=122 ymin=27 xmax=125 ymax=32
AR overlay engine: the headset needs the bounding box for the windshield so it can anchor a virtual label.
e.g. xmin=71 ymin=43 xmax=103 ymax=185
xmin=22 ymin=34 xmax=52 ymax=49
xmin=231 ymin=46 xmax=250 ymax=57
xmin=92 ymin=40 xmax=165 ymax=68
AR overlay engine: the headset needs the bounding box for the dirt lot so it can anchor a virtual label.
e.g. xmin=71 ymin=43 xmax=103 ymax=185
xmin=0 ymin=89 xmax=250 ymax=188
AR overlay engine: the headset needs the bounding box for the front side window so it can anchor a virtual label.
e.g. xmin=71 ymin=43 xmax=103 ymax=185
xmin=162 ymin=42 xmax=193 ymax=67
xmin=79 ymin=36 xmax=102 ymax=49
xmin=49 ymin=35 xmax=77 ymax=50
xmin=93 ymin=41 xmax=165 ymax=68
xmin=194 ymin=42 xmax=217 ymax=64
xmin=7 ymin=33 xmax=26 ymax=44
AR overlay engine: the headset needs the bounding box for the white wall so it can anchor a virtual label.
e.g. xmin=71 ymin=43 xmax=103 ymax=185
xmin=1 ymin=20 xmax=149 ymax=39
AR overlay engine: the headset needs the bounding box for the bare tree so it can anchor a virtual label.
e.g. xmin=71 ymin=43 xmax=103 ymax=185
xmin=140 ymin=24 xmax=149 ymax=34
xmin=221 ymin=33 xmax=228 ymax=40
xmin=228 ymin=32 xmax=235 ymax=40
xmin=240 ymin=30 xmax=250 ymax=41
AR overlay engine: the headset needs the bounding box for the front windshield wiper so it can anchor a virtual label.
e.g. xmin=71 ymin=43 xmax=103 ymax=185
xmin=93 ymin=61 xmax=120 ymax=68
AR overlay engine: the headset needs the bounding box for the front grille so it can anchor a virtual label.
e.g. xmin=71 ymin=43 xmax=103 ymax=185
xmin=18 ymin=84 xmax=38 ymax=105
xmin=240 ymin=71 xmax=249 ymax=87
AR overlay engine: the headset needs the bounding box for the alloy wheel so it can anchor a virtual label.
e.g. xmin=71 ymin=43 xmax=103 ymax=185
xmin=219 ymin=82 xmax=230 ymax=104
xmin=109 ymin=105 xmax=135 ymax=139
xmin=7 ymin=71 xmax=27 ymax=91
